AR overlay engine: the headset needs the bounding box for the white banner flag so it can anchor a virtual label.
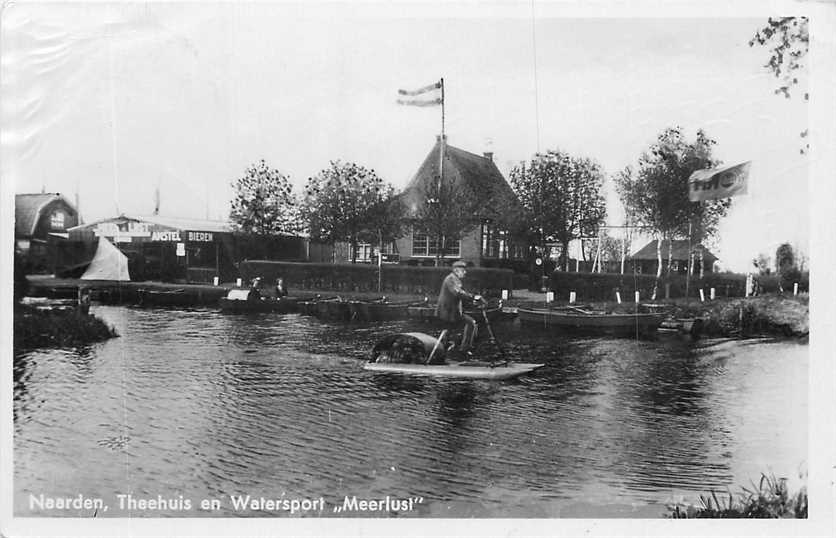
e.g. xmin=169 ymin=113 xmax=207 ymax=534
xmin=688 ymin=161 xmax=751 ymax=202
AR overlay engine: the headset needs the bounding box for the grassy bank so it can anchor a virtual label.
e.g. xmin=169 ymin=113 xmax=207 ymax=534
xmin=671 ymin=294 xmax=809 ymax=338
xmin=13 ymin=304 xmax=118 ymax=351
xmin=666 ymin=473 xmax=807 ymax=518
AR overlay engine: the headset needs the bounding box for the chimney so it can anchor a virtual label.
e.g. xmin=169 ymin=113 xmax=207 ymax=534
xmin=483 ymin=151 xmax=493 ymax=162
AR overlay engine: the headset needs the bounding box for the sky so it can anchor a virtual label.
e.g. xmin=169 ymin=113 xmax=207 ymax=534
xmin=1 ymin=1 xmax=813 ymax=272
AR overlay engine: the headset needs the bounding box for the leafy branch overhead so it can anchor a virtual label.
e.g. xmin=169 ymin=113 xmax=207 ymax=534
xmin=229 ymin=159 xmax=301 ymax=235
xmin=750 ymin=17 xmax=808 ymax=153
xmin=749 ymin=17 xmax=809 ymax=101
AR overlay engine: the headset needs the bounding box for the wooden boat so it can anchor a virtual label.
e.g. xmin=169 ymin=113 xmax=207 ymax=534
xmin=348 ymin=299 xmax=414 ymax=322
xmin=219 ymin=295 xmax=299 ymax=313
xmin=364 ymin=361 xmax=544 ymax=380
xmin=315 ymin=297 xmax=352 ymax=320
xmin=296 ymin=296 xmax=418 ymax=322
xmin=517 ymin=306 xmax=665 ymax=336
xmin=406 ymin=303 xmax=506 ymax=323
xmin=365 ymin=331 xmax=542 ymax=380
xmin=137 ymin=288 xmax=192 ymax=307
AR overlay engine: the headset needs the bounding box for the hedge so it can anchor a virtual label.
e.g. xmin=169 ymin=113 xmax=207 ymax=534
xmin=546 ymin=270 xmax=807 ymax=302
xmin=239 ymin=260 xmax=515 ymax=297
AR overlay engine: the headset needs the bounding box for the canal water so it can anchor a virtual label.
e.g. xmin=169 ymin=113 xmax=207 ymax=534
xmin=13 ymin=306 xmax=808 ymax=518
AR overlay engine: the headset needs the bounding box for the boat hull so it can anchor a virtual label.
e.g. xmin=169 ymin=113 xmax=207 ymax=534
xmin=363 ymin=361 xmax=544 ymax=380
xmin=517 ymin=308 xmax=665 ymax=336
xmin=137 ymin=289 xmax=191 ymax=307
xmin=406 ymin=305 xmax=506 ymax=323
xmin=219 ymin=297 xmax=298 ymax=313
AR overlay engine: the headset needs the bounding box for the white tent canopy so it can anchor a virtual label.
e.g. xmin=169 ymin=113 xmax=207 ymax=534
xmin=81 ymin=237 xmax=130 ymax=281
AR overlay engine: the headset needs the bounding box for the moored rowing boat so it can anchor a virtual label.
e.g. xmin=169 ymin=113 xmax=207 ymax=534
xmin=517 ymin=307 xmax=665 ymax=336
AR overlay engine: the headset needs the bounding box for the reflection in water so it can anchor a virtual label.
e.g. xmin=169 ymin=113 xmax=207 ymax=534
xmin=13 ymin=306 xmax=807 ymax=517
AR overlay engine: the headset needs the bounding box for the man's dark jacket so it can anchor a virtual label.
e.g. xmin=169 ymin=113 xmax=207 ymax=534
xmin=435 ymin=272 xmax=475 ymax=322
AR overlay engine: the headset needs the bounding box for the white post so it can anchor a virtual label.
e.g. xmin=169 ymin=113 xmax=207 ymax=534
xmin=794 ymin=282 xmax=798 ymax=296
xmin=569 ymin=291 xmax=576 ymax=304
xmin=699 ymin=289 xmax=705 ymax=302
xmin=236 ymin=278 xmax=242 ymax=287
xmin=377 ymin=247 xmax=382 ymax=293
xmin=710 ymin=287 xmax=715 ymax=300
xmin=616 ymin=291 xmax=621 ymax=304
xmin=634 ymin=291 xmax=640 ymax=304
xmin=213 ymin=276 xmax=219 ymax=286
xmin=546 ymin=291 xmax=554 ymax=303
xmin=501 ymin=289 xmax=509 ymax=300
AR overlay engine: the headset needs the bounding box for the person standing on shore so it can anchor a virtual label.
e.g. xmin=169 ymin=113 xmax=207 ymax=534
xmin=435 ymin=261 xmax=483 ymax=356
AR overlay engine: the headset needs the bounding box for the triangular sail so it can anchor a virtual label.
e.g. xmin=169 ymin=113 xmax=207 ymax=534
xmin=81 ymin=237 xmax=131 ymax=281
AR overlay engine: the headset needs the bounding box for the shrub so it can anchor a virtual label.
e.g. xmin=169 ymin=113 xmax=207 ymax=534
xmin=13 ymin=305 xmax=118 ymax=351
xmin=239 ymin=261 xmax=514 ymax=297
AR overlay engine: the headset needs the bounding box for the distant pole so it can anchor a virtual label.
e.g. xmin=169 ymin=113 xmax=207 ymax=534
xmin=440 ymin=77 xmax=445 ymax=140
xmin=438 ymin=78 xmax=445 ymax=196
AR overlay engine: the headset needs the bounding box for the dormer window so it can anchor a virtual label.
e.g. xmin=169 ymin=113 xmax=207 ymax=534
xmin=50 ymin=211 xmax=65 ymax=230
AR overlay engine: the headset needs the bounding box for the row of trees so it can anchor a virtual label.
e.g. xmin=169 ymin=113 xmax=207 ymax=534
xmin=753 ymin=243 xmax=807 ymax=277
xmin=229 ymin=159 xmax=405 ymax=263
xmin=227 ymin=127 xmax=723 ymax=273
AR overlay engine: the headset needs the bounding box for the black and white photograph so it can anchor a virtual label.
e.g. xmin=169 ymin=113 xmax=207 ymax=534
xmin=3 ymin=1 xmax=834 ymax=536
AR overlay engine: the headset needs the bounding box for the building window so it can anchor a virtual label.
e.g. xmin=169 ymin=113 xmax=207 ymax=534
xmin=481 ymin=221 xmax=509 ymax=258
xmin=412 ymin=229 xmax=459 ymax=257
xmin=353 ymin=242 xmax=397 ymax=262
xmin=354 ymin=243 xmax=373 ymax=262
xmin=50 ymin=211 xmax=65 ymax=230
xmin=412 ymin=232 xmax=427 ymax=256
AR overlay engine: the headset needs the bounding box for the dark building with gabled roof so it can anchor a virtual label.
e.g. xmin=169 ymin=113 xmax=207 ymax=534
xmin=15 ymin=193 xmax=79 ymax=272
xmin=629 ymin=239 xmax=718 ymax=275
xmin=395 ymin=136 xmax=526 ymax=266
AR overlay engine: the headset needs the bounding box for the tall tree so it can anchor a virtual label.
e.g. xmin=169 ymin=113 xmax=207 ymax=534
xmin=410 ymin=177 xmax=480 ymax=266
xmin=615 ymin=127 xmax=731 ymax=284
xmin=775 ymin=242 xmax=796 ymax=275
xmin=510 ymin=150 xmax=607 ymax=270
xmin=229 ymin=159 xmax=300 ymax=235
xmin=775 ymin=242 xmax=801 ymax=292
xmin=301 ymin=161 xmax=400 ymax=263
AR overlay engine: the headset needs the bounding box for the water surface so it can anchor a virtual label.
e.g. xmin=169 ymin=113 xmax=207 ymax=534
xmin=13 ymin=306 xmax=808 ymax=517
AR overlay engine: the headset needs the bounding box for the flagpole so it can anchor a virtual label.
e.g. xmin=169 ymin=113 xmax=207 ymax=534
xmin=438 ymin=77 xmax=445 ymax=195
xmin=440 ymin=77 xmax=445 ymax=139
